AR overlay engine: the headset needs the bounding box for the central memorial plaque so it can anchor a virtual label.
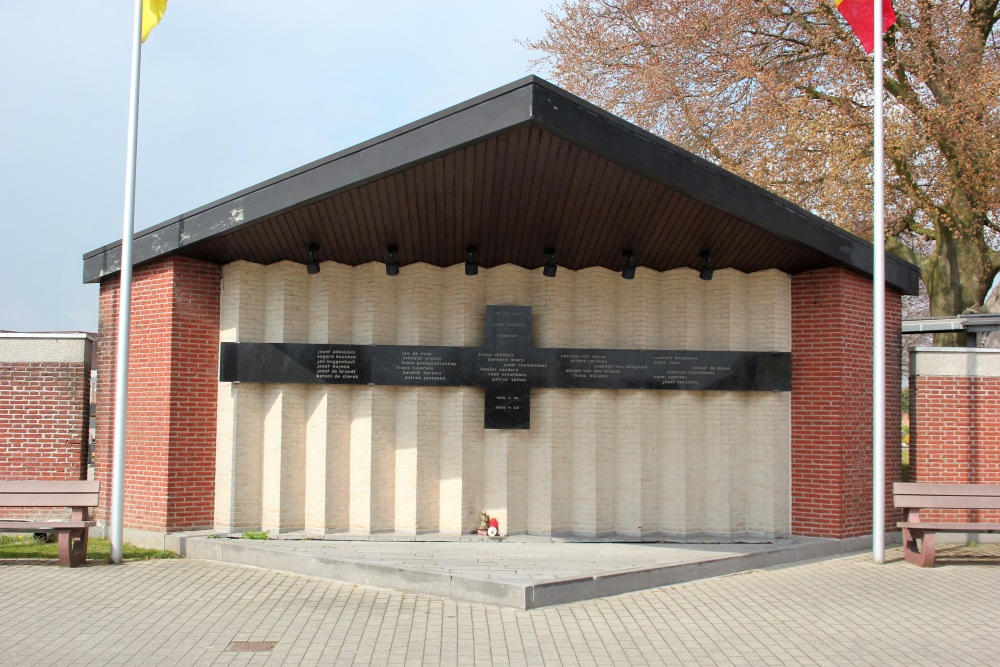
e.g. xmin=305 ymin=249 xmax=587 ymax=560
xmin=220 ymin=306 xmax=791 ymax=429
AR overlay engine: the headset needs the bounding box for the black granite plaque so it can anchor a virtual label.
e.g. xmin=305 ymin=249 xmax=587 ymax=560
xmin=484 ymin=387 xmax=531 ymax=430
xmin=219 ymin=306 xmax=792 ymax=429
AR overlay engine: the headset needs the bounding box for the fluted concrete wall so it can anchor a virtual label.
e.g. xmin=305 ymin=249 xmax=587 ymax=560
xmin=215 ymin=260 xmax=792 ymax=538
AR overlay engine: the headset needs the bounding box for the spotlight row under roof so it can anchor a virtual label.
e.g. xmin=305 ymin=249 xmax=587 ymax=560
xmin=303 ymin=244 xmax=714 ymax=281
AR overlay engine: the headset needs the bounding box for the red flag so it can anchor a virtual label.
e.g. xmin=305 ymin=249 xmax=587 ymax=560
xmin=836 ymin=0 xmax=896 ymax=53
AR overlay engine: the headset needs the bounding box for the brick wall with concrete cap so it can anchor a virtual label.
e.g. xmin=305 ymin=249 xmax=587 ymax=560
xmin=0 ymin=332 xmax=93 ymax=519
xmin=790 ymin=268 xmax=903 ymax=539
xmin=910 ymin=347 xmax=1000 ymax=524
xmin=216 ymin=259 xmax=794 ymax=538
xmin=94 ymin=256 xmax=221 ymax=540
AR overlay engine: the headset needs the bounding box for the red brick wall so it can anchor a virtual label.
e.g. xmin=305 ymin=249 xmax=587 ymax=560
xmin=910 ymin=371 xmax=1000 ymax=523
xmin=791 ymin=267 xmax=902 ymax=538
xmin=1 ymin=363 xmax=89 ymax=482
xmin=1 ymin=345 xmax=91 ymax=520
xmin=95 ymin=256 xmax=221 ymax=533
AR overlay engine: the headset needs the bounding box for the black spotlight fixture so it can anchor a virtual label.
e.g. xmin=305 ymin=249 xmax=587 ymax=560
xmin=621 ymin=250 xmax=636 ymax=280
xmin=465 ymin=246 xmax=479 ymax=276
xmin=306 ymin=242 xmax=321 ymax=275
xmin=385 ymin=245 xmax=400 ymax=277
xmin=699 ymin=250 xmax=714 ymax=281
xmin=543 ymin=248 xmax=558 ymax=278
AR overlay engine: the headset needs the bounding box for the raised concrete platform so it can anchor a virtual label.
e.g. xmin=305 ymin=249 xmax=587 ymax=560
xmin=183 ymin=534 xmax=879 ymax=609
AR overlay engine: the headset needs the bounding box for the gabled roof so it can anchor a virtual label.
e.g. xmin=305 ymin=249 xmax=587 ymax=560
xmin=83 ymin=76 xmax=920 ymax=294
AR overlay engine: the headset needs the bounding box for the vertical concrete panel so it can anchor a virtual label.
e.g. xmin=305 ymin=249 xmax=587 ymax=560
xmin=441 ymin=264 xmax=485 ymax=347
xmin=394 ymin=388 xmax=420 ymax=531
xmin=700 ymin=392 xmax=748 ymax=534
xmin=263 ymin=262 xmax=309 ymax=343
xmin=570 ymin=268 xmax=617 ymax=536
xmin=528 ymin=267 xmax=574 ymax=534
xmin=352 ymin=262 xmax=398 ymax=344
xmin=745 ymin=271 xmax=791 ymax=535
xmin=614 ymin=391 xmax=642 ymax=535
xmin=394 ymin=265 xmax=442 ymax=533
xmin=348 ymin=389 xmax=374 ymax=532
xmin=439 ymin=389 xmax=483 ymax=534
xmin=615 ymin=267 xmax=660 ymax=535
xmin=304 ymin=386 xmax=351 ymax=534
xmin=220 ymin=261 xmax=264 ymax=343
xmin=722 ymin=272 xmax=749 ymax=535
xmin=258 ymin=263 xmax=309 ymax=533
xmin=746 ymin=270 xmax=792 ymax=352
xmin=439 ymin=265 xmax=484 ymax=534
xmin=304 ymin=270 xmax=331 ymax=534
xmin=660 ymin=392 xmax=694 ymax=535
xmin=348 ymin=263 xmax=397 ymax=533
xmin=308 ymin=262 xmax=354 ymax=344
xmin=482 ymin=430 xmax=509 ymax=533
xmin=746 ymin=393 xmax=791 ymax=535
xmin=660 ymin=269 xmax=702 ymax=348
xmin=348 ymin=388 xmax=397 ymax=533
xmin=214 ymin=382 xmax=263 ymax=531
xmin=326 ymin=386 xmax=353 ymax=531
xmin=303 ymin=263 xmax=354 ymax=534
xmin=215 ymin=262 xmax=264 ymax=532
xmin=260 ymin=384 xmax=306 ymax=532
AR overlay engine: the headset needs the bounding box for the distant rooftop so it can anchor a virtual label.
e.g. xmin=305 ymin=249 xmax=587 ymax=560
xmin=903 ymin=314 xmax=1000 ymax=347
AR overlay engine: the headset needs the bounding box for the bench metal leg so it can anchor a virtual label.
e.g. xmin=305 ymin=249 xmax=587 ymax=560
xmin=902 ymin=527 xmax=936 ymax=567
xmin=57 ymin=529 xmax=88 ymax=567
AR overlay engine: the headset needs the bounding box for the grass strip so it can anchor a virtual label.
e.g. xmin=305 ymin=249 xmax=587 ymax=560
xmin=0 ymin=535 xmax=177 ymax=562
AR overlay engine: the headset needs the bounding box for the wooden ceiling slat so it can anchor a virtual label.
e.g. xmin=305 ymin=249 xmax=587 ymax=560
xmin=494 ymin=132 xmax=518 ymax=264
xmin=559 ymin=145 xmax=596 ymax=269
xmin=618 ymin=172 xmax=663 ymax=268
xmin=371 ymin=176 xmax=396 ymax=261
xmin=460 ymin=146 xmax=477 ymax=261
xmin=178 ymin=126 xmax=854 ymax=281
xmin=519 ymin=126 xmax=545 ymax=264
xmin=431 ymin=155 xmax=450 ymax=263
xmin=581 ymin=159 xmax=620 ymax=269
xmin=540 ymin=134 xmax=579 ymax=265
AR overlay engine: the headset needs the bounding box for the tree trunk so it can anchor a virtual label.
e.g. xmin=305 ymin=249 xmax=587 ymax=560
xmin=921 ymin=216 xmax=994 ymax=346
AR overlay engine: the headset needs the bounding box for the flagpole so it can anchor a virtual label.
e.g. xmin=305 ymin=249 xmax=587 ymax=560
xmin=872 ymin=0 xmax=887 ymax=565
xmin=111 ymin=0 xmax=144 ymax=565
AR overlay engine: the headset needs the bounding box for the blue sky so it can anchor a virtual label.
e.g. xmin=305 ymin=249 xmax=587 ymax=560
xmin=0 ymin=2 xmax=553 ymax=332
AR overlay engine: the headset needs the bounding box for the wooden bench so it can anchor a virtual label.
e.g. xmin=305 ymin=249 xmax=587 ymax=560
xmin=0 ymin=481 xmax=100 ymax=567
xmin=894 ymin=482 xmax=1000 ymax=567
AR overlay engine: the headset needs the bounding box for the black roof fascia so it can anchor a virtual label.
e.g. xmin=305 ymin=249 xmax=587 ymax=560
xmin=525 ymin=80 xmax=919 ymax=295
xmin=84 ymin=75 xmax=920 ymax=295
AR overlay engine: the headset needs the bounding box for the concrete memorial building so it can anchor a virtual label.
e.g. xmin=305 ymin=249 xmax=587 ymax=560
xmin=84 ymin=78 xmax=920 ymax=548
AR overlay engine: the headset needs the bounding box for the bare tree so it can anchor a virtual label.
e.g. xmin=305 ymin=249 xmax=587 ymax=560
xmin=530 ymin=0 xmax=1000 ymax=317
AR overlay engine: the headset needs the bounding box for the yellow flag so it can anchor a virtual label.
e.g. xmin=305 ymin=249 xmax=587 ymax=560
xmin=141 ymin=0 xmax=168 ymax=43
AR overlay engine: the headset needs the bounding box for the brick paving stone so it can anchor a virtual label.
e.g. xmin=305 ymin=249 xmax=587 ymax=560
xmin=2 ymin=546 xmax=1000 ymax=665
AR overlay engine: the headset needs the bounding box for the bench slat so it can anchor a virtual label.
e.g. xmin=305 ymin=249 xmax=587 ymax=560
xmin=0 ymin=481 xmax=100 ymax=494
xmin=893 ymin=495 xmax=1000 ymax=510
xmin=898 ymin=522 xmax=1000 ymax=531
xmin=0 ymin=521 xmax=94 ymax=530
xmin=893 ymin=482 xmax=1000 ymax=497
xmin=0 ymin=493 xmax=99 ymax=508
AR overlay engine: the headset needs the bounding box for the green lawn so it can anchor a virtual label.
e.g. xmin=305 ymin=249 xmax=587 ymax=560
xmin=0 ymin=535 xmax=178 ymax=562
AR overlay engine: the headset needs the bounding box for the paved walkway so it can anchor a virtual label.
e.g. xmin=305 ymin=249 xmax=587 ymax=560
xmin=2 ymin=544 xmax=999 ymax=666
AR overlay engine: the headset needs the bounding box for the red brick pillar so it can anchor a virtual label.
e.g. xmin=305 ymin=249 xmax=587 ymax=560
xmin=95 ymin=256 xmax=221 ymax=535
xmin=790 ymin=267 xmax=902 ymax=538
